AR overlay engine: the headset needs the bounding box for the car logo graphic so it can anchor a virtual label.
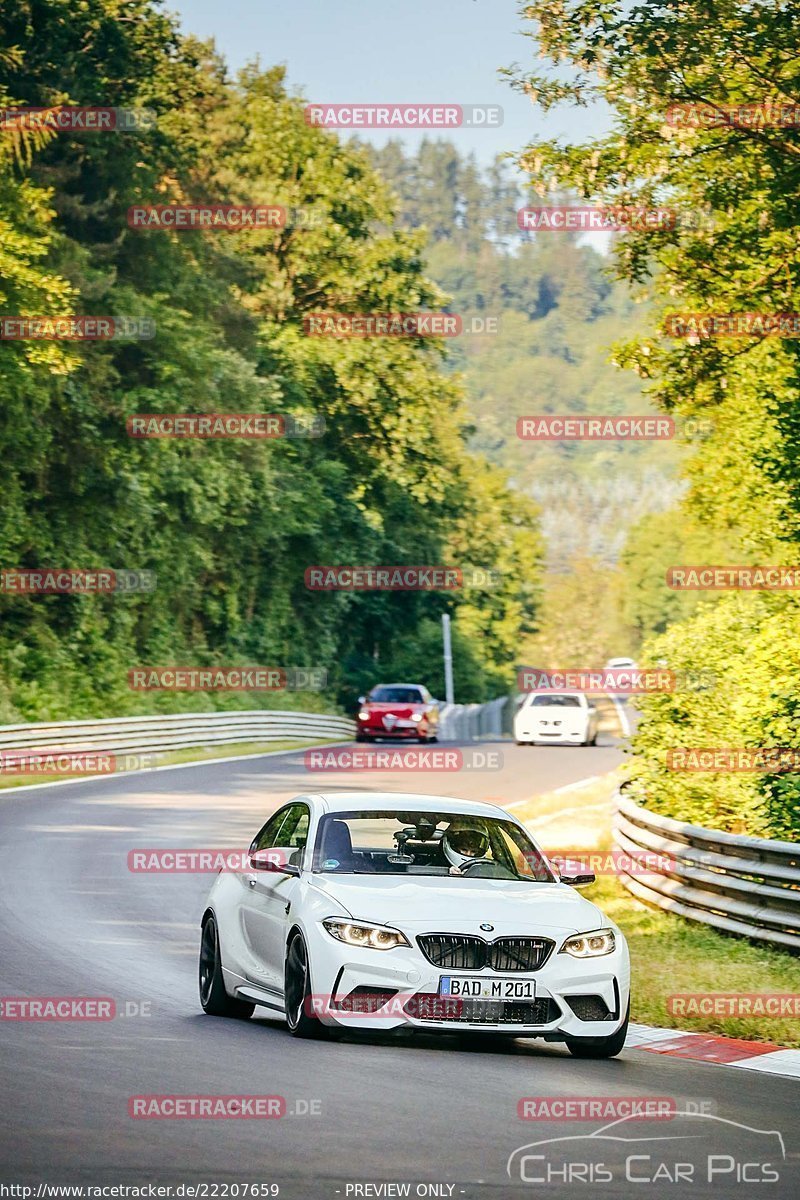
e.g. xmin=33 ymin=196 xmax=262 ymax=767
xmin=480 ymin=923 xmax=494 ymax=931
xmin=383 ymin=714 xmax=398 ymax=730
xmin=506 ymin=1112 xmax=786 ymax=1182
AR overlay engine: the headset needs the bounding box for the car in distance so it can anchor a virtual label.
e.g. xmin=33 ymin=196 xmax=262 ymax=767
xmin=355 ymin=683 xmax=439 ymax=743
xmin=514 ymin=692 xmax=599 ymax=746
xmin=604 ymin=657 xmax=638 ymax=672
xmin=604 ymin=657 xmax=639 ymax=699
xmin=199 ymin=792 xmax=630 ymax=1057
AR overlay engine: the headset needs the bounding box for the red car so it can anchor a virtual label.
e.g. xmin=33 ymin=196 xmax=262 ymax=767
xmin=356 ymin=683 xmax=440 ymax=743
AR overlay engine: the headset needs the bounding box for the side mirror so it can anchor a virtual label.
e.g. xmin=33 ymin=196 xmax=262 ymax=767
xmin=249 ymin=849 xmax=301 ymax=877
xmin=559 ymin=869 xmax=596 ymax=887
xmin=357 ymin=695 xmax=366 ymax=705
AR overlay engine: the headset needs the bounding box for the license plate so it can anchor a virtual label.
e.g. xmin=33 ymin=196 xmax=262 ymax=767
xmin=439 ymin=976 xmax=536 ymax=1000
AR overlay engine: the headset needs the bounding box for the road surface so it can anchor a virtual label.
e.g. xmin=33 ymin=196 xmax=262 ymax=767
xmin=0 ymin=733 xmax=797 ymax=1197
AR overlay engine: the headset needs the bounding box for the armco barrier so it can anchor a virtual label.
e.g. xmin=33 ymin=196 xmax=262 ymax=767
xmin=613 ymin=786 xmax=800 ymax=952
xmin=0 ymin=698 xmax=511 ymax=764
xmin=0 ymin=710 xmax=356 ymax=761
xmin=438 ymin=697 xmax=508 ymax=741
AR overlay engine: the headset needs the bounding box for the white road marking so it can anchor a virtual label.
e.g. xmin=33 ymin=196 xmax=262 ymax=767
xmin=506 ymin=775 xmax=601 ymax=809
xmin=609 ymin=694 xmax=631 ymax=736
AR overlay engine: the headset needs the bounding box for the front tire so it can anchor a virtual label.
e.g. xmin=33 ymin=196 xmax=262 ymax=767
xmin=565 ymin=1001 xmax=629 ymax=1059
xmin=199 ymin=914 xmax=254 ymax=1019
xmin=284 ymin=932 xmax=327 ymax=1039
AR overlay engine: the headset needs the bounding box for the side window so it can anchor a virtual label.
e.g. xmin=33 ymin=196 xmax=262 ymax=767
xmin=286 ymin=809 xmax=309 ymax=848
xmin=251 ymin=803 xmax=310 ymax=860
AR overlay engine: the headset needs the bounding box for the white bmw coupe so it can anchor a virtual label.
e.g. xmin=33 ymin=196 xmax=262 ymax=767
xmin=199 ymin=792 xmax=630 ymax=1057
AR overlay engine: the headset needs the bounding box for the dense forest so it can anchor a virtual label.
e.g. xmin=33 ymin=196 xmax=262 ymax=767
xmin=0 ymin=0 xmax=544 ymax=720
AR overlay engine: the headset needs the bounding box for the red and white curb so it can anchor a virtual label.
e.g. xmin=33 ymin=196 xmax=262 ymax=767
xmin=628 ymin=1022 xmax=800 ymax=1078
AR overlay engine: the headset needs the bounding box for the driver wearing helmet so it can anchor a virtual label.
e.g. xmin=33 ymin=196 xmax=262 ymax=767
xmin=443 ymin=821 xmax=490 ymax=874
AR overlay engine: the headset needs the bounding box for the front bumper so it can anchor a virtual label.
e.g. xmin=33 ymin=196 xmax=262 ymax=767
xmin=517 ymin=731 xmax=587 ymax=745
xmin=359 ymin=726 xmax=424 ymax=740
xmin=304 ymin=922 xmax=630 ymax=1038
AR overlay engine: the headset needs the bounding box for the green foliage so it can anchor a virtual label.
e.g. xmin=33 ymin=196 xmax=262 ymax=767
xmin=513 ymin=0 xmax=800 ymax=835
xmin=630 ymin=595 xmax=800 ymax=839
xmin=0 ymin=0 xmax=543 ymax=720
xmin=618 ymin=510 xmax=740 ymax=643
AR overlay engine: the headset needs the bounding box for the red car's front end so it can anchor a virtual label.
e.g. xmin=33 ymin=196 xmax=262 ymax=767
xmin=356 ymin=683 xmax=439 ymax=743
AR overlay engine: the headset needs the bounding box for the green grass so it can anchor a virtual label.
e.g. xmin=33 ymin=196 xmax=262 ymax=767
xmin=587 ymin=872 xmax=800 ymax=1046
xmin=0 ymin=738 xmax=342 ymax=790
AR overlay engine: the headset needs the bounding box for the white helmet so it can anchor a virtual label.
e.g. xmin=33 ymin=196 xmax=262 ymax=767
xmin=443 ymin=821 xmax=490 ymax=871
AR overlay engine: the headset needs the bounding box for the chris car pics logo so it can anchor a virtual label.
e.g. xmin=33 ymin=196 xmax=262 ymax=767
xmin=507 ymin=1112 xmax=785 ymax=1185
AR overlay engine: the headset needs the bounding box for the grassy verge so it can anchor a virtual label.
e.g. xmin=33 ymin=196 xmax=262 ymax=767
xmin=521 ymin=770 xmax=800 ymax=1046
xmin=0 ymin=738 xmax=343 ymax=791
xmin=587 ymin=872 xmax=800 ymax=1046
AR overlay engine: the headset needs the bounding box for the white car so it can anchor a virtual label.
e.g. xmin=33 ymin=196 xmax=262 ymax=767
xmin=199 ymin=792 xmax=630 ymax=1057
xmin=514 ymin=692 xmax=599 ymax=746
xmin=605 ymin=657 xmax=638 ymax=672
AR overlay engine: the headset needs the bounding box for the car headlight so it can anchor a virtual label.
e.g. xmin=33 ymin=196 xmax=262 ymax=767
xmin=322 ymin=918 xmax=410 ymax=950
xmin=559 ymin=928 xmax=616 ymax=958
xmin=411 ymin=713 xmax=424 ymax=723
xmin=358 ymin=710 xmax=370 ymax=720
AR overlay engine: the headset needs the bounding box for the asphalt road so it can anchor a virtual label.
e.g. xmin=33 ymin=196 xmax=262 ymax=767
xmin=1 ymin=733 xmax=797 ymax=1198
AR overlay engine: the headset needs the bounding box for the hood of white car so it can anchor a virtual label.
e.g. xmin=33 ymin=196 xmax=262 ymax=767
xmin=309 ymin=874 xmax=604 ymax=936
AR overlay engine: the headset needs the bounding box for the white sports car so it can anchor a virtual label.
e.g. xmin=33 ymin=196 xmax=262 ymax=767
xmin=199 ymin=792 xmax=630 ymax=1057
xmin=514 ymin=691 xmax=599 ymax=746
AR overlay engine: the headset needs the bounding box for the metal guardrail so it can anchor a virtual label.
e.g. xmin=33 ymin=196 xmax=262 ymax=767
xmin=438 ymin=697 xmax=508 ymax=741
xmin=0 ymin=695 xmax=511 ymax=767
xmin=0 ymin=710 xmax=356 ymax=760
xmin=613 ymin=787 xmax=800 ymax=952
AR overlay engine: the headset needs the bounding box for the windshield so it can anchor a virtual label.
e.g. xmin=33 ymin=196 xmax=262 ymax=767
xmin=313 ymin=810 xmax=555 ymax=881
xmin=369 ymin=686 xmax=424 ymax=703
xmin=529 ymin=694 xmax=582 ymax=708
